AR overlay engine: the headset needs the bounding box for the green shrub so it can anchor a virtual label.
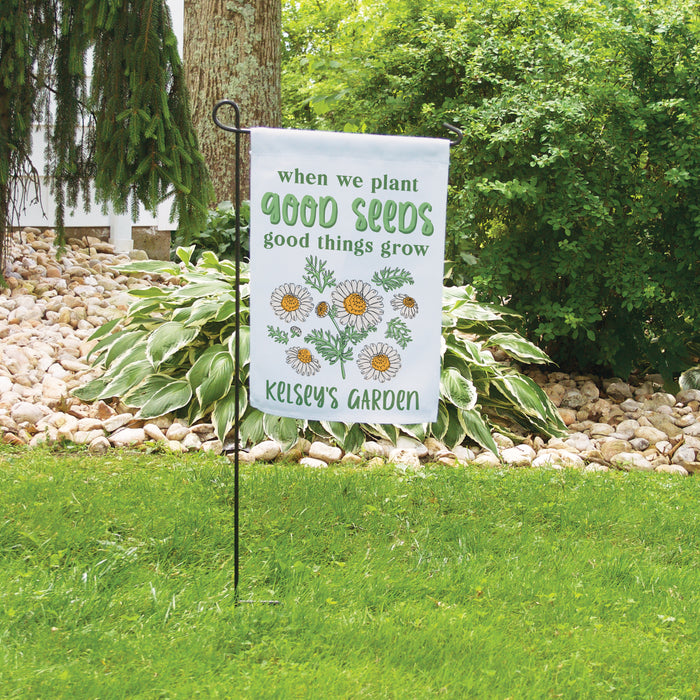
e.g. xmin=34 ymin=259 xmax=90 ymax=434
xmin=171 ymin=201 xmax=251 ymax=263
xmin=282 ymin=0 xmax=700 ymax=378
xmin=73 ymin=248 xmax=565 ymax=454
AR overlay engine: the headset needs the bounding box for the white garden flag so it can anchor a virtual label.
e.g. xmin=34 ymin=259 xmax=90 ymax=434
xmin=249 ymin=127 xmax=450 ymax=423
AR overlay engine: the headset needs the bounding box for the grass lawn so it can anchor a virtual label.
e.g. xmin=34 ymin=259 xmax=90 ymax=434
xmin=1 ymin=446 xmax=699 ymax=699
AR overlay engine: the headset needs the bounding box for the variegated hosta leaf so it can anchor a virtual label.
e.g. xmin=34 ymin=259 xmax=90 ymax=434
xmin=460 ymin=408 xmax=499 ymax=455
xmin=146 ymin=321 xmax=201 ymax=368
xmin=87 ymin=327 xmax=141 ymax=365
xmin=443 ymin=404 xmax=467 ymax=449
xmin=138 ymin=380 xmax=193 ymax=419
xmin=317 ymin=421 xmax=364 ymax=453
xmin=494 ymin=374 xmax=565 ymax=428
xmin=104 ymin=330 xmax=148 ymax=368
xmin=72 ymin=377 xmax=109 ymax=402
xmin=183 ymin=298 xmax=223 ymax=326
xmin=127 ymin=287 xmax=170 ymax=298
xmin=446 ymin=333 xmax=496 ymax=367
xmin=86 ymin=318 xmax=121 ymax=345
xmin=484 ymin=332 xmax=552 ymax=364
xmin=440 ymin=368 xmax=478 ymax=411
xmin=199 ymin=250 xmax=222 ymax=270
xmin=307 ymin=420 xmax=331 ymax=440
xmin=175 ymin=245 xmax=196 ymax=265
xmin=366 ymin=423 xmax=399 ymax=443
xmin=123 ymin=374 xmax=176 ymax=408
xmin=263 ymin=414 xmax=300 ymax=451
xmin=679 ymin=367 xmax=700 ymax=391
xmin=125 ymin=297 xmax=171 ymax=321
xmin=114 ymin=259 xmax=181 ymax=275
xmin=227 ymin=327 xmax=251 ymax=367
xmin=442 ymin=285 xmax=477 ymax=304
xmin=400 ymin=423 xmax=428 ymax=442
xmin=431 ymin=401 xmax=450 ymax=441
xmin=240 ymin=409 xmax=266 ymax=446
xmin=174 ymin=279 xmax=232 ymax=299
xmin=196 ymin=352 xmax=235 ymax=407
xmin=101 ymin=344 xmax=148 ymax=380
xmin=343 ymin=424 xmax=366 ymax=454
xmin=97 ymin=359 xmax=154 ymax=400
xmin=215 ymin=294 xmax=238 ymax=322
xmin=447 ymin=301 xmax=503 ymax=322
xmin=186 ymin=345 xmax=228 ymax=388
xmin=321 ymin=420 xmax=349 ymax=445
xmin=212 ymin=385 xmax=248 ymax=442
xmin=216 ymin=259 xmax=245 ymax=279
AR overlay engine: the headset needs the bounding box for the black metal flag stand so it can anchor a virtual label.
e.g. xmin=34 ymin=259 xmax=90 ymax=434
xmin=212 ymin=99 xmax=462 ymax=605
xmin=212 ymin=99 xmax=264 ymax=606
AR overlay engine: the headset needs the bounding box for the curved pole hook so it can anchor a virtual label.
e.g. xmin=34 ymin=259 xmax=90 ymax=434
xmin=443 ymin=122 xmax=463 ymax=147
xmin=212 ymin=99 xmax=250 ymax=134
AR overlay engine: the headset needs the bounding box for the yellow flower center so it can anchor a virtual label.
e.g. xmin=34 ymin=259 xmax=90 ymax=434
xmin=402 ymin=296 xmax=416 ymax=308
xmin=297 ymin=348 xmax=312 ymax=364
xmin=316 ymin=302 xmax=329 ymax=317
xmin=371 ymin=354 xmax=391 ymax=372
xmin=281 ymin=294 xmax=300 ymax=312
xmin=344 ymin=292 xmax=367 ymax=316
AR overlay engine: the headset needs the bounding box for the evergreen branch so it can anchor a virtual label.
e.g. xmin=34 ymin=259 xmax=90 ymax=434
xmin=385 ymin=317 xmax=412 ymax=349
xmin=303 ymin=255 xmax=337 ymax=293
xmin=29 ymin=71 xmax=97 ymax=120
xmin=371 ymin=267 xmax=415 ymax=291
xmin=267 ymin=325 xmax=289 ymax=344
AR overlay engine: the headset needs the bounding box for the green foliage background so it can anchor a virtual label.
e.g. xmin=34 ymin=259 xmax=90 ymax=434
xmin=282 ymin=0 xmax=700 ymax=378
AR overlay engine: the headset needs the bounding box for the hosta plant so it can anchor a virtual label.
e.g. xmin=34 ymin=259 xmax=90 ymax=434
xmin=73 ymin=248 xmax=566 ymax=454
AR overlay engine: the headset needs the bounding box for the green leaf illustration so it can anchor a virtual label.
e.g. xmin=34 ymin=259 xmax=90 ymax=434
xmin=371 ymin=267 xmax=414 ymax=292
xmin=268 ymin=325 xmax=289 ymax=345
xmin=341 ymin=324 xmax=376 ymax=345
xmin=385 ymin=317 xmax=412 ymax=349
xmin=303 ymin=255 xmax=337 ymax=293
xmin=304 ymin=329 xmax=353 ymax=365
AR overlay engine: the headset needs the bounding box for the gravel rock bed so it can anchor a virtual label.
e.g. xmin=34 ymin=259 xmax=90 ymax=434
xmin=1 ymin=227 xmax=699 ymax=475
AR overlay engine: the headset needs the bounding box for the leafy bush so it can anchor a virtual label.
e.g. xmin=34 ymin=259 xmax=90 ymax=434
xmin=171 ymin=201 xmax=251 ymax=263
xmin=73 ymin=248 xmax=565 ymax=454
xmin=282 ymin=0 xmax=700 ymax=379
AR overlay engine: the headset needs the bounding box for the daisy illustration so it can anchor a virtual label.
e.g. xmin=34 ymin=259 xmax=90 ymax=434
xmin=286 ymin=346 xmax=321 ymax=376
xmin=270 ymin=283 xmax=313 ymax=323
xmin=391 ymin=293 xmax=419 ymax=319
xmin=331 ymin=280 xmax=383 ymax=332
xmin=357 ymin=342 xmax=402 ymax=383
xmin=315 ymin=301 xmax=329 ymax=317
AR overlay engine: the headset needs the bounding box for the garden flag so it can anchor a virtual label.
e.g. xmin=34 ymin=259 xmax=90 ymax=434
xmin=249 ymin=127 xmax=450 ymax=423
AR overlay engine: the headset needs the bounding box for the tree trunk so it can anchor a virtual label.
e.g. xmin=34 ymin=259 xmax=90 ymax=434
xmin=183 ymin=0 xmax=281 ymax=203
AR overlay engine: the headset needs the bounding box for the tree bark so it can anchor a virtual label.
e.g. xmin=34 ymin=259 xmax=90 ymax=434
xmin=183 ymin=0 xmax=281 ymax=203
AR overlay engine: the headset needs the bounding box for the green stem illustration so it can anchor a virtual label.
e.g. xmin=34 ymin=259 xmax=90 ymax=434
xmin=329 ymin=309 xmax=349 ymax=379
